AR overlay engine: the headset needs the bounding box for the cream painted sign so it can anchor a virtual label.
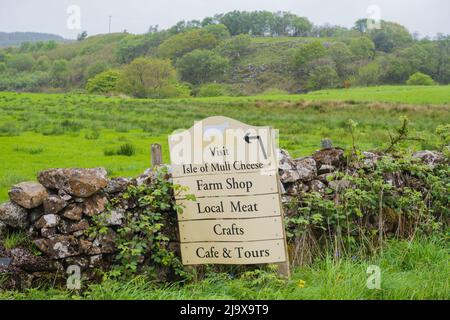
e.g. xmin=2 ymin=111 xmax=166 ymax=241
xmin=169 ymin=116 xmax=288 ymax=266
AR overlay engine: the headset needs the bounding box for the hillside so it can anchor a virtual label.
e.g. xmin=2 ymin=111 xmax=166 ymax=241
xmin=0 ymin=11 xmax=448 ymax=97
xmin=0 ymin=32 xmax=68 ymax=47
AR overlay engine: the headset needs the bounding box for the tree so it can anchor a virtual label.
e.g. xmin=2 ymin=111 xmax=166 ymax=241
xmin=50 ymin=59 xmax=69 ymax=87
xmin=86 ymin=70 xmax=121 ymax=93
xmin=85 ymin=62 xmax=109 ymax=79
xmin=370 ymin=21 xmax=412 ymax=52
xmin=329 ymin=42 xmax=354 ymax=78
xmin=7 ymin=54 xmax=35 ymax=72
xmin=291 ymin=16 xmax=312 ymax=36
xmin=304 ymin=58 xmax=340 ymax=91
xmin=77 ymin=31 xmax=88 ymax=41
xmin=176 ymin=49 xmax=229 ymax=85
xmin=115 ymin=34 xmax=151 ymax=64
xmin=158 ymin=29 xmax=220 ymax=60
xmin=292 ymin=41 xmax=327 ymax=69
xmin=203 ymin=24 xmax=230 ymax=40
xmin=218 ymin=34 xmax=251 ymax=60
xmin=406 ymin=72 xmax=435 ymax=85
xmin=35 ymin=56 xmax=51 ymax=71
xmin=118 ymin=57 xmax=183 ymax=98
xmin=349 ymin=37 xmax=375 ymax=60
xmin=353 ymin=61 xmax=381 ymax=86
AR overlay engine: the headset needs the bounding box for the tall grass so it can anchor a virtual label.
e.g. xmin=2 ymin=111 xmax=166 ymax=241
xmin=0 ymin=238 xmax=447 ymax=300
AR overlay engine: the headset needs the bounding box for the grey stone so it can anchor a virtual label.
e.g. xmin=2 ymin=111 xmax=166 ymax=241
xmin=318 ymin=164 xmax=336 ymax=174
xmin=294 ymin=157 xmax=317 ymax=181
xmin=313 ymin=148 xmax=344 ymax=166
xmin=62 ymin=204 xmax=83 ymax=221
xmin=412 ymin=150 xmax=445 ymax=168
xmin=58 ymin=219 xmax=89 ymax=234
xmin=33 ymin=235 xmax=79 ymax=259
xmin=35 ymin=214 xmax=60 ymax=229
xmin=38 ymin=167 xmax=108 ymax=198
xmin=0 ymin=201 xmax=28 ymax=228
xmin=8 ymin=182 xmax=48 ymax=209
xmin=105 ymin=209 xmax=124 ymax=226
xmin=43 ymin=195 xmax=67 ymax=215
xmin=278 ymin=149 xmax=300 ymax=183
xmin=104 ymin=177 xmax=130 ymax=193
xmin=82 ymin=194 xmax=107 ymax=217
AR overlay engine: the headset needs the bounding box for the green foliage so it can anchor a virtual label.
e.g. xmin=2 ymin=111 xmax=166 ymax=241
xmin=2 ymin=231 xmax=28 ymax=250
xmin=406 ymin=72 xmax=435 ymax=86
xmin=197 ymin=83 xmax=229 ymax=97
xmin=89 ymin=167 xmax=191 ymax=280
xmin=371 ymin=21 xmax=413 ymax=53
xmin=104 ymin=143 xmax=136 ymax=156
xmin=352 ymin=61 xmax=381 ymax=86
xmin=349 ymin=37 xmax=375 ymax=60
xmin=2 ymin=238 xmax=448 ymax=299
xmin=86 ymin=70 xmax=121 ymax=94
xmin=50 ymin=59 xmax=69 ymax=87
xmin=218 ymin=34 xmax=251 ymax=60
xmin=115 ymin=34 xmax=156 ymax=64
xmin=117 ymin=57 xmax=184 ymax=98
xmin=158 ymin=29 xmax=220 ymax=60
xmin=217 ymin=10 xmax=312 ymax=37
xmin=292 ymin=41 xmax=327 ymax=69
xmin=176 ymin=49 xmax=229 ymax=85
xmin=6 ymin=54 xmax=35 ymax=72
xmin=0 ymin=87 xmax=449 ymax=201
xmin=328 ymin=42 xmax=354 ymax=78
xmin=203 ymin=24 xmax=231 ymax=40
xmin=304 ymin=58 xmax=340 ymax=90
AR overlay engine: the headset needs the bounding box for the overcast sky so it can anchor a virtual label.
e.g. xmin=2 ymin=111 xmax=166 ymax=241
xmin=0 ymin=0 xmax=449 ymax=39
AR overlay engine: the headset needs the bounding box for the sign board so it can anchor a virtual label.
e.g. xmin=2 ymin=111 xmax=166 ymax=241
xmin=168 ymin=116 xmax=288 ymax=267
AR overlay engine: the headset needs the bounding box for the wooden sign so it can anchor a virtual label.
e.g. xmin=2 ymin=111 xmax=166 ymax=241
xmin=168 ymin=116 xmax=289 ymax=272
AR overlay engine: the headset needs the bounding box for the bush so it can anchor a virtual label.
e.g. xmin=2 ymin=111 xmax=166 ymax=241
xmin=197 ymin=83 xmax=229 ymax=97
xmin=304 ymin=59 xmax=340 ymax=91
xmin=353 ymin=61 xmax=381 ymax=86
xmin=104 ymin=143 xmax=136 ymax=156
xmin=406 ymin=72 xmax=435 ymax=86
xmin=176 ymin=49 xmax=229 ymax=85
xmin=117 ymin=57 xmax=185 ymax=99
xmin=86 ymin=70 xmax=121 ymax=94
xmin=158 ymin=29 xmax=220 ymax=60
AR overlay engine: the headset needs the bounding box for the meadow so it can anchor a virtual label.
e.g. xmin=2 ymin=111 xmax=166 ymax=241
xmin=0 ymin=85 xmax=449 ymax=201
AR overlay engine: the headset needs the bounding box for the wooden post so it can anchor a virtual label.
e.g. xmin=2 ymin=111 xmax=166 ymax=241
xmin=151 ymin=143 xmax=163 ymax=168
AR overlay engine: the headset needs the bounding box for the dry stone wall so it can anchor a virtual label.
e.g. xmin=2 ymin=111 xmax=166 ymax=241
xmin=0 ymin=148 xmax=447 ymax=289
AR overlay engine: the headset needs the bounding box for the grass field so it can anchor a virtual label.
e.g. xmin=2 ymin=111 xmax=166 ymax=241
xmin=0 ymin=237 xmax=448 ymax=300
xmin=0 ymin=85 xmax=449 ymax=201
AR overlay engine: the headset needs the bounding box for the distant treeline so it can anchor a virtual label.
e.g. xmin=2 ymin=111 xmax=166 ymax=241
xmin=0 ymin=32 xmax=67 ymax=47
xmin=0 ymin=11 xmax=449 ymax=97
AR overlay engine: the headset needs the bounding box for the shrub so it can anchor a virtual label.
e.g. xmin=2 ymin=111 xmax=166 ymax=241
xmin=261 ymin=88 xmax=290 ymax=96
xmin=197 ymin=83 xmax=229 ymax=97
xmin=6 ymin=54 xmax=35 ymax=72
xmin=158 ymin=29 xmax=220 ymax=60
xmin=292 ymin=41 xmax=327 ymax=69
xmin=118 ymin=57 xmax=185 ymax=99
xmin=353 ymin=61 xmax=381 ymax=86
xmin=304 ymin=59 xmax=340 ymax=91
xmin=86 ymin=70 xmax=121 ymax=94
xmin=104 ymin=143 xmax=136 ymax=156
xmin=406 ymin=72 xmax=435 ymax=86
xmin=176 ymin=49 xmax=229 ymax=85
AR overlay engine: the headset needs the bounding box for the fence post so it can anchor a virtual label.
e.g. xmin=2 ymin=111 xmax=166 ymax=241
xmin=151 ymin=143 xmax=163 ymax=168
